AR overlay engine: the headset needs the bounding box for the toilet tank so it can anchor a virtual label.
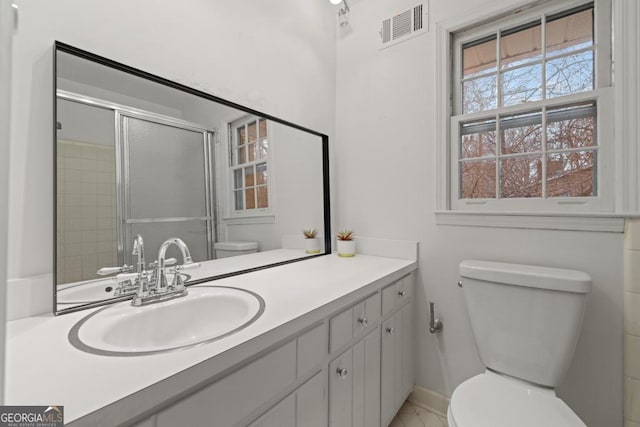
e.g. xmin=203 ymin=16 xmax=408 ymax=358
xmin=459 ymin=260 xmax=591 ymax=388
xmin=215 ymin=241 xmax=258 ymax=259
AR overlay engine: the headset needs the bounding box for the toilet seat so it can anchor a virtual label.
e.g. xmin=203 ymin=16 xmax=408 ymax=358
xmin=448 ymin=371 xmax=585 ymax=427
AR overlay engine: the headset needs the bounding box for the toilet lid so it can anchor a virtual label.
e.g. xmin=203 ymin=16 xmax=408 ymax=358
xmin=449 ymin=372 xmax=585 ymax=427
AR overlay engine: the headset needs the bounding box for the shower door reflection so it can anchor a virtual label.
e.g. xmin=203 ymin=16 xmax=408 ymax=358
xmin=121 ymin=114 xmax=214 ymax=266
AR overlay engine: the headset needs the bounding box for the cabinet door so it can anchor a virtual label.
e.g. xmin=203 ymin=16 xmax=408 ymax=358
xmin=297 ymin=371 xmax=327 ymax=427
xmin=249 ymin=393 xmax=296 ymax=427
xmin=396 ymin=303 xmax=413 ymax=407
xmin=329 ymin=328 xmax=381 ymax=427
xmin=329 ymin=349 xmax=353 ymax=427
xmin=352 ymin=328 xmax=381 ymax=427
xmin=380 ymin=316 xmax=396 ymax=426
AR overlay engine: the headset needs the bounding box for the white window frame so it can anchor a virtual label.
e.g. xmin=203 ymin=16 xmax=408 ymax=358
xmin=226 ymin=115 xmax=275 ymax=222
xmin=434 ymin=0 xmax=629 ymax=232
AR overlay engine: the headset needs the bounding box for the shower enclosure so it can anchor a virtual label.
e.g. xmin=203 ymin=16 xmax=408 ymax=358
xmin=56 ymin=92 xmax=215 ymax=284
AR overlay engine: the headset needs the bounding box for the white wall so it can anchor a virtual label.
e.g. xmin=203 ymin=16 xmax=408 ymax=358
xmin=334 ymin=0 xmax=624 ymax=426
xmin=0 ymin=0 xmax=17 ymax=404
xmin=8 ymin=0 xmax=336 ymax=296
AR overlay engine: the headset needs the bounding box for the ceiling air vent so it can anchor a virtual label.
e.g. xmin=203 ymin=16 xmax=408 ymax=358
xmin=379 ymin=3 xmax=428 ymax=50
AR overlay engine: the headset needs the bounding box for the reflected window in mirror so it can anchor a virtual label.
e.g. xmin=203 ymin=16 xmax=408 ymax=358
xmin=230 ymin=116 xmax=272 ymax=216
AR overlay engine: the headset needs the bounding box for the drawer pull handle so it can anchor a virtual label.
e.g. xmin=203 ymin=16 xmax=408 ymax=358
xmin=358 ymin=317 xmax=368 ymax=327
xmin=398 ymin=290 xmax=406 ymax=297
xmin=386 ymin=327 xmax=395 ymax=335
xmin=337 ymin=368 xmax=348 ymax=378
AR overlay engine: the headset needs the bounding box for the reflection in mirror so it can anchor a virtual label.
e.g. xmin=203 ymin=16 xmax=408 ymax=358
xmin=55 ymin=44 xmax=329 ymax=314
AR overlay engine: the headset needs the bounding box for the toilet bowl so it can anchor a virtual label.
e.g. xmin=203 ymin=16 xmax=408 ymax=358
xmin=448 ymin=371 xmax=585 ymax=427
xmin=449 ymin=260 xmax=592 ymax=427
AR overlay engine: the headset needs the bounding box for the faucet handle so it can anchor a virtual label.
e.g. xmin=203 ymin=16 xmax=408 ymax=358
xmin=97 ymin=264 xmax=132 ymax=276
xmin=148 ymin=258 xmax=177 ymax=269
xmin=115 ymin=272 xmax=139 ymax=281
xmin=176 ymin=262 xmax=200 ymax=272
xmin=170 ymin=263 xmax=199 ymax=289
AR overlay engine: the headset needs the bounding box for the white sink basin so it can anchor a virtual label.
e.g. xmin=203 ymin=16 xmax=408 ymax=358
xmin=69 ymin=286 xmax=265 ymax=356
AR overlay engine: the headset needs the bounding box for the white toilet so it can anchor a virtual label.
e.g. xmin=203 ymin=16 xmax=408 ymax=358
xmin=448 ymin=260 xmax=592 ymax=427
xmin=214 ymin=241 xmax=258 ymax=259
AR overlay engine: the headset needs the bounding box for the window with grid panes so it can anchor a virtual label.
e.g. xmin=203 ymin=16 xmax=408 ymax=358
xmin=450 ymin=1 xmax=613 ymax=211
xmin=230 ymin=116 xmax=270 ymax=214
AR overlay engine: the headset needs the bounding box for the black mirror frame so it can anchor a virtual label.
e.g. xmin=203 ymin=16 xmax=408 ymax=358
xmin=53 ymin=41 xmax=331 ymax=315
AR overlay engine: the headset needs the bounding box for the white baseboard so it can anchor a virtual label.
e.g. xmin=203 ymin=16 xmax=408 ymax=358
xmin=408 ymin=385 xmax=450 ymax=418
xmin=6 ymin=275 xmax=52 ymax=321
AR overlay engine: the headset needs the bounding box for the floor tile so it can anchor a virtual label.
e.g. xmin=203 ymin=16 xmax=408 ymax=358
xmin=389 ymin=400 xmax=448 ymax=427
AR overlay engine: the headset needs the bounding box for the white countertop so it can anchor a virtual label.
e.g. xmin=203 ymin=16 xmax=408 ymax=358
xmin=6 ymin=251 xmax=416 ymax=424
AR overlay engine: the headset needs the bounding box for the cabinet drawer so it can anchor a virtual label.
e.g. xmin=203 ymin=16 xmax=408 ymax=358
xmin=382 ymin=275 xmax=413 ymax=316
xmin=298 ymin=323 xmax=327 ymax=377
xmin=382 ymin=283 xmax=397 ymax=316
xmin=396 ymin=274 xmax=413 ymax=305
xmin=352 ymin=292 xmax=380 ymax=338
xmin=329 ymin=307 xmax=353 ymax=353
xmin=330 ymin=292 xmax=381 ymax=353
xmin=156 ymin=340 xmax=297 ymax=427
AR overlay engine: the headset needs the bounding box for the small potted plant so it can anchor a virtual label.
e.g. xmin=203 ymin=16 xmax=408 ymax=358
xmin=303 ymin=228 xmax=322 ymax=254
xmin=336 ymin=230 xmax=355 ymax=257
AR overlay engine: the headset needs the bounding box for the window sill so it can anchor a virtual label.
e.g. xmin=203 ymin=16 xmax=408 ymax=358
xmin=434 ymin=210 xmax=630 ymax=233
xmin=223 ymin=214 xmax=275 ymax=226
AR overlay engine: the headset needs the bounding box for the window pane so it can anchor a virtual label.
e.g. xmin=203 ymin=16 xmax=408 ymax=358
xmin=248 ymin=142 xmax=256 ymax=162
xmin=245 ymin=188 xmax=256 ymax=209
xmin=257 ymin=138 xmax=268 ymax=159
xmin=546 ymin=8 xmax=593 ymax=56
xmin=546 ymin=50 xmax=593 ymax=98
xmin=244 ymin=166 xmax=255 ymax=187
xmin=500 ymin=156 xmax=542 ymax=198
xmin=463 ymin=36 xmax=497 ymax=78
xmin=500 ymin=22 xmax=542 ymax=68
xmin=460 ymin=160 xmax=496 ymax=198
xmin=547 ymin=104 xmax=595 ymax=150
xmin=463 ymin=75 xmax=497 ymax=113
xmin=500 ymin=111 xmax=542 ymax=154
xmin=234 ymin=190 xmax=243 ymax=210
xmin=237 ymin=126 xmax=246 ymax=145
xmin=237 ymin=146 xmax=246 ymax=165
xmin=248 ymin=121 xmax=257 ymax=143
xmin=233 ymin=169 xmax=243 ymax=189
xmin=256 ymin=162 xmax=267 ymax=185
xmin=256 ymin=185 xmax=268 ymax=208
xmin=546 ymin=151 xmax=595 ymax=197
xmin=259 ymin=119 xmax=267 ymax=138
xmin=460 ymin=118 xmax=496 ymax=158
xmin=501 ymin=63 xmax=542 ymax=106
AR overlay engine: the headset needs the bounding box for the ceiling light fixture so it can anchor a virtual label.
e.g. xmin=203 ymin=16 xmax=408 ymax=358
xmin=329 ymin=0 xmax=351 ymax=27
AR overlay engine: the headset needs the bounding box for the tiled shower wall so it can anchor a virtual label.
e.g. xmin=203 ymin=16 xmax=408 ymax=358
xmin=56 ymin=139 xmax=117 ymax=284
xmin=625 ymin=219 xmax=640 ymax=426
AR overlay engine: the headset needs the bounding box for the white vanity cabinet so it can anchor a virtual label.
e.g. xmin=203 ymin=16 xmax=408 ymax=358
xmin=153 ymin=322 xmax=328 ymax=427
xmin=130 ymin=273 xmax=414 ymax=427
xmin=249 ymin=371 xmax=326 ymax=427
xmin=380 ymin=276 xmax=414 ymax=426
xmin=328 ymin=274 xmax=414 ymax=427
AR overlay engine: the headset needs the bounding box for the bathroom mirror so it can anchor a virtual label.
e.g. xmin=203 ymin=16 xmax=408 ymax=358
xmin=54 ymin=42 xmax=330 ymax=315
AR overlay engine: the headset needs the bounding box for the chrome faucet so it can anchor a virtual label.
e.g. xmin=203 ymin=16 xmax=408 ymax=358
xmin=156 ymin=237 xmax=195 ymax=292
xmin=132 ymin=234 xmax=145 ymax=275
xmin=120 ymin=237 xmax=200 ymax=306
